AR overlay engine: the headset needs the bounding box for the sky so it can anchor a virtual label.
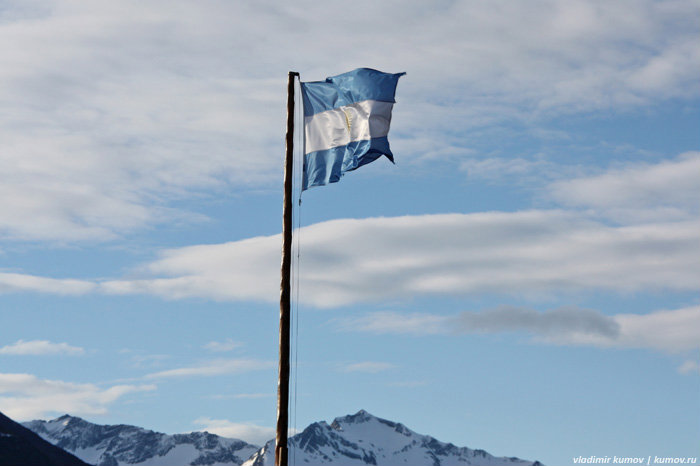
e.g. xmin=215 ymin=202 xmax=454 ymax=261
xmin=0 ymin=1 xmax=698 ymax=465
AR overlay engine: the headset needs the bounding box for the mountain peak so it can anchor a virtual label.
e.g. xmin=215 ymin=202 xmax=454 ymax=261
xmin=244 ymin=410 xmax=542 ymax=466
xmin=331 ymin=409 xmax=410 ymax=437
xmin=53 ymin=414 xmax=83 ymax=425
xmin=334 ymin=409 xmax=375 ymax=425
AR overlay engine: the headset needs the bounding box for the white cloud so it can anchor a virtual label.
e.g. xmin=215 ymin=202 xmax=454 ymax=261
xmin=101 ymin=211 xmax=699 ymax=307
xmin=678 ymin=360 xmax=700 ymax=375
xmin=203 ymin=339 xmax=242 ymax=352
xmin=342 ymin=362 xmax=396 ymax=374
xmin=335 ymin=312 xmax=448 ymax=336
xmin=0 ymin=339 xmax=84 ymax=356
xmin=338 ymin=306 xmax=700 ymax=355
xmin=606 ymin=306 xmax=700 ymax=353
xmin=100 ymin=234 xmax=281 ymax=302
xmin=128 ymin=353 xmax=171 ymax=369
xmin=0 ymin=272 xmax=95 ymax=295
xmin=193 ymin=417 xmax=275 ymax=445
xmin=145 ymin=358 xmax=274 ymax=379
xmin=0 ymin=372 xmax=155 ymax=421
xmin=0 ymin=0 xmax=697 ymax=241
xmin=549 ymin=152 xmax=700 ymax=223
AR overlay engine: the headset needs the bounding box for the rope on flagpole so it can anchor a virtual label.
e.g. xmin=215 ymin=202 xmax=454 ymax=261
xmin=291 ymin=74 xmax=304 ymax=466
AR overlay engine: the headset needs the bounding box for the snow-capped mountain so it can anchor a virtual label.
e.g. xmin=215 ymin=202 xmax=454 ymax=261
xmin=243 ymin=410 xmax=542 ymax=466
xmin=23 ymin=414 xmax=259 ymax=466
xmin=24 ymin=410 xmax=542 ymax=466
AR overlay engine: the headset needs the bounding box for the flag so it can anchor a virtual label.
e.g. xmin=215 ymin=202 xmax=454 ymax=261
xmin=300 ymin=68 xmax=405 ymax=190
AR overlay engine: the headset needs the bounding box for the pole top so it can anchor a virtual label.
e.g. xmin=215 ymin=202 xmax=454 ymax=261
xmin=289 ymin=71 xmax=300 ymax=77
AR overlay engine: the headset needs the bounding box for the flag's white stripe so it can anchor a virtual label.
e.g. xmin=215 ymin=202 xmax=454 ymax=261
xmin=304 ymin=100 xmax=394 ymax=154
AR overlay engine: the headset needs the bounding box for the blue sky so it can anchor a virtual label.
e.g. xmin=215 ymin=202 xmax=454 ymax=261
xmin=0 ymin=1 xmax=699 ymax=465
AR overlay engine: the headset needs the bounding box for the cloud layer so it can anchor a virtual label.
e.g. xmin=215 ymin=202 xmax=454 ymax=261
xmin=97 ymin=210 xmax=697 ymax=307
xmin=2 ymin=213 xmax=698 ymax=308
xmin=0 ymin=149 xmax=697 ymax=317
xmin=1 ymin=0 xmax=697 ymax=241
xmin=101 ymin=152 xmax=700 ymax=306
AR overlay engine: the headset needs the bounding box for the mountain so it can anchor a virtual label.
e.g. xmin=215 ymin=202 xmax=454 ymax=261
xmin=24 ymin=410 xmax=543 ymax=466
xmin=0 ymin=410 xmax=90 ymax=466
xmin=23 ymin=415 xmax=259 ymax=466
xmin=243 ymin=410 xmax=542 ymax=466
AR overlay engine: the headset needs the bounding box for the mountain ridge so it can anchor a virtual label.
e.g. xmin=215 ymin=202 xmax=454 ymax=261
xmin=24 ymin=409 xmax=543 ymax=466
xmin=24 ymin=413 xmax=259 ymax=466
xmin=0 ymin=410 xmax=90 ymax=466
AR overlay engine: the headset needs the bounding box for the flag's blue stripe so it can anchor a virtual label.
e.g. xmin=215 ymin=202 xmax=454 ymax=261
xmin=303 ymin=136 xmax=394 ymax=190
xmin=301 ymin=68 xmax=405 ymax=117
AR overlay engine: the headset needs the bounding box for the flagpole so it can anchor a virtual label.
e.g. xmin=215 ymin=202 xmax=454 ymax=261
xmin=276 ymin=70 xmax=298 ymax=466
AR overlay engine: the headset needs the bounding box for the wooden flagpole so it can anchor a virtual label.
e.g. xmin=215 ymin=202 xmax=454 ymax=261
xmin=276 ymin=70 xmax=298 ymax=466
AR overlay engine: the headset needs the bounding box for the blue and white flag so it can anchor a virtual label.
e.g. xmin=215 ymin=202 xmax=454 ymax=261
xmin=300 ymin=68 xmax=405 ymax=190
